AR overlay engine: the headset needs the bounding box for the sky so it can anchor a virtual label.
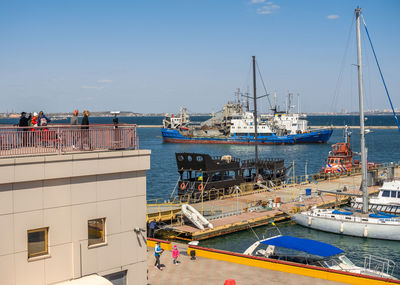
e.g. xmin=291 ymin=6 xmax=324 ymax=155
xmin=0 ymin=0 xmax=399 ymax=114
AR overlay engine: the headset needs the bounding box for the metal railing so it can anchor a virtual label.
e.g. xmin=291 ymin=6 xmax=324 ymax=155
xmin=363 ymin=254 xmax=396 ymax=277
xmin=0 ymin=124 xmax=138 ymax=157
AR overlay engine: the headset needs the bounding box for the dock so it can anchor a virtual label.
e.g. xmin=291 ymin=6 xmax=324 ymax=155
xmin=147 ymin=166 xmax=399 ymax=241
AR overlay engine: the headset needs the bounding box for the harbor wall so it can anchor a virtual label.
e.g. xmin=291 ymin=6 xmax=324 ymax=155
xmin=188 ymin=246 xmax=400 ymax=285
xmin=0 ymin=149 xmax=150 ymax=285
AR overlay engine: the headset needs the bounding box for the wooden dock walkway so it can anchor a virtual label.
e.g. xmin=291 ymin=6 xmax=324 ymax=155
xmin=149 ymin=167 xmax=399 ymax=241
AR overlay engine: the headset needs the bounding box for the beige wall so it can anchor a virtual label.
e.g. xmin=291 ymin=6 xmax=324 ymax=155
xmin=0 ymin=149 xmax=150 ymax=285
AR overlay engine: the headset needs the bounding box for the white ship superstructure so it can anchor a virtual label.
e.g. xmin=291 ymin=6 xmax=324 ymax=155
xmin=230 ymin=112 xmax=274 ymax=136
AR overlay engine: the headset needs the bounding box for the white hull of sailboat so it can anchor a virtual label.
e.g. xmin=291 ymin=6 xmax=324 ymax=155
xmin=292 ymin=213 xmax=400 ymax=241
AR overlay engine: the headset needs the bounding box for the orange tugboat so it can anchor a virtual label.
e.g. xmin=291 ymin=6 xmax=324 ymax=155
xmin=323 ymin=126 xmax=354 ymax=174
xmin=322 ymin=126 xmax=379 ymax=174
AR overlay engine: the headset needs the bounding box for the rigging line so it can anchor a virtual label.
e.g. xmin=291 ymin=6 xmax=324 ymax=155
xmin=330 ymin=15 xmax=355 ymax=113
xmin=361 ymin=14 xmax=400 ymax=131
xmin=363 ymin=27 xmax=373 ymax=117
xmin=255 ymin=61 xmax=273 ymax=110
xmin=242 ymin=62 xmax=253 ymax=95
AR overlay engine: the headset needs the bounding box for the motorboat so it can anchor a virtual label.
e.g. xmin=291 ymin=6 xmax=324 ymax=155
xmin=352 ymin=180 xmax=400 ymax=213
xmin=243 ymin=234 xmax=396 ymax=279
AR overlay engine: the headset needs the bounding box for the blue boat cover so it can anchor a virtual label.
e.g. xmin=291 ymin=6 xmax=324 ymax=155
xmin=377 ymin=212 xmax=398 ymax=218
xmin=332 ymin=210 xmax=354 ymax=215
xmin=369 ymin=214 xmax=395 ymax=219
xmin=260 ymin=236 xmax=343 ymax=257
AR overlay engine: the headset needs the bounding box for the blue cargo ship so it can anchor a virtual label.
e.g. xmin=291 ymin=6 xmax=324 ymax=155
xmin=161 ymin=107 xmax=333 ymax=145
xmin=161 ymin=127 xmax=333 ymax=145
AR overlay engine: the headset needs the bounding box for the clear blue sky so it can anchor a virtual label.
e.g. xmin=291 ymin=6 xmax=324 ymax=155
xmin=1 ymin=0 xmax=399 ymax=114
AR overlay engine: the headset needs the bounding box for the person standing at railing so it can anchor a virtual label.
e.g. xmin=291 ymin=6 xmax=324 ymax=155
xmin=30 ymin=112 xmax=38 ymax=128
xmin=37 ymin=111 xmax=51 ymax=146
xmin=28 ymin=112 xmax=38 ymax=146
xmin=70 ymin=110 xmax=79 ymax=149
xmin=113 ymin=114 xmax=121 ymax=149
xmin=70 ymin=110 xmax=79 ymax=125
xmin=18 ymin=112 xmax=30 ymax=147
xmin=38 ymin=111 xmax=51 ymax=127
xmin=80 ymin=110 xmax=91 ymax=150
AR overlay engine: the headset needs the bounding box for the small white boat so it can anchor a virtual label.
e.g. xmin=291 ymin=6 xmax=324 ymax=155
xmin=181 ymin=204 xmax=214 ymax=230
xmin=244 ymin=234 xmax=396 ymax=279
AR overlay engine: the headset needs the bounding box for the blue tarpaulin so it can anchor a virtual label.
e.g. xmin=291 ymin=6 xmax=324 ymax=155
xmin=332 ymin=210 xmax=354 ymax=216
xmin=369 ymin=214 xmax=395 ymax=219
xmin=260 ymin=236 xmax=343 ymax=257
xmin=377 ymin=212 xmax=398 ymax=218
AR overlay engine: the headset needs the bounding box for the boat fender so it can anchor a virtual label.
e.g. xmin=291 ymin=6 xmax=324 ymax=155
xmin=198 ymin=184 xmax=204 ymax=191
xmin=180 ymin=183 xmax=186 ymax=190
xmin=307 ymin=217 xmax=312 ymax=226
xmin=363 ymin=225 xmax=368 ymax=237
xmin=340 ymin=222 xmax=344 ymax=233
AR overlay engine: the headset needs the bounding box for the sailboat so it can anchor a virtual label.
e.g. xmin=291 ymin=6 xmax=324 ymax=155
xmin=291 ymin=8 xmax=400 ymax=241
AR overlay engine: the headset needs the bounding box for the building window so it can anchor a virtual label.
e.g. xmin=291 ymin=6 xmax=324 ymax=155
xmin=27 ymin=227 xmax=49 ymax=258
xmin=88 ymin=218 xmax=106 ymax=246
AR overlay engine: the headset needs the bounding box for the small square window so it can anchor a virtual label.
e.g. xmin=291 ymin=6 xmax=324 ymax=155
xmin=88 ymin=218 xmax=106 ymax=246
xmin=27 ymin=227 xmax=49 ymax=258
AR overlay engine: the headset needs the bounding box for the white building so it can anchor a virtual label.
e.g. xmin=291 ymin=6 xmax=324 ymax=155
xmin=0 ymin=129 xmax=150 ymax=285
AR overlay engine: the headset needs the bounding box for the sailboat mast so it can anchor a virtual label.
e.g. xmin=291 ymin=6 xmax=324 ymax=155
xmin=252 ymin=56 xmax=259 ymax=175
xmin=356 ymin=8 xmax=369 ymax=214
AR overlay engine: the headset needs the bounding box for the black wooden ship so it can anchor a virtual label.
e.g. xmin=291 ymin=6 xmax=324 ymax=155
xmin=172 ymin=152 xmax=289 ymax=202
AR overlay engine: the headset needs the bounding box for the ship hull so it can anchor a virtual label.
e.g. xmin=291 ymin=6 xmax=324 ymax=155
xmin=292 ymin=213 xmax=400 ymax=241
xmin=161 ymin=128 xmax=333 ymax=145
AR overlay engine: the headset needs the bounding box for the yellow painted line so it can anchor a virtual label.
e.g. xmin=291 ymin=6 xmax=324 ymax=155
xmin=187 ymin=247 xmax=399 ymax=285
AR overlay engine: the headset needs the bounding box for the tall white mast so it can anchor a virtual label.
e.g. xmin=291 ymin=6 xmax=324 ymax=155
xmin=356 ymin=8 xmax=368 ymax=214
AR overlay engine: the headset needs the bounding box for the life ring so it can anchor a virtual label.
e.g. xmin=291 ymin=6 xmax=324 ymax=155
xmin=198 ymin=183 xmax=204 ymax=191
xmin=180 ymin=183 xmax=186 ymax=190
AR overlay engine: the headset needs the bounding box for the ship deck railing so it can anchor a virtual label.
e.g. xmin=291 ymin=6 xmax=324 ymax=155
xmin=363 ymin=254 xmax=396 ymax=277
xmin=0 ymin=124 xmax=138 ymax=158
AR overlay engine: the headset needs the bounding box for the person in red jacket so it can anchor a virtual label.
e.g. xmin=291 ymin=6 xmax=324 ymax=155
xmin=30 ymin=112 xmax=38 ymax=131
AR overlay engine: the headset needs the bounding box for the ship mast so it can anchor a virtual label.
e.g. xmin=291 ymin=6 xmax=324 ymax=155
xmin=356 ymin=8 xmax=368 ymax=214
xmin=252 ymin=56 xmax=259 ymax=174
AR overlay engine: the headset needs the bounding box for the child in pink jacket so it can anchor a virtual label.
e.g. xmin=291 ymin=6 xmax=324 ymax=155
xmin=172 ymin=245 xmax=180 ymax=264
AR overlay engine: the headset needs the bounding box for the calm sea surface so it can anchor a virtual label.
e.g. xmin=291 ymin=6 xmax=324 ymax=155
xmin=1 ymin=115 xmax=400 ymax=275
